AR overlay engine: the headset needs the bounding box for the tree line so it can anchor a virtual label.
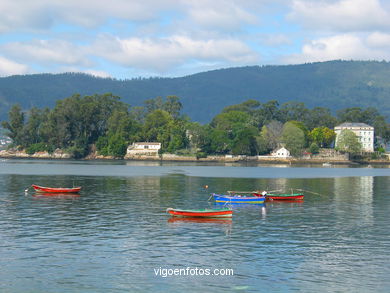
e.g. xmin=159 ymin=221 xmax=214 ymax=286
xmin=2 ymin=94 xmax=390 ymax=158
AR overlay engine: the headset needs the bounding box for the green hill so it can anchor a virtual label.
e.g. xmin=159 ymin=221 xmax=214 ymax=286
xmin=1 ymin=60 xmax=389 ymax=122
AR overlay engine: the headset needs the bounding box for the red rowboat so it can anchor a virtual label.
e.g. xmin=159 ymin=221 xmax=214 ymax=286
xmin=166 ymin=208 xmax=233 ymax=218
xmin=31 ymin=184 xmax=82 ymax=193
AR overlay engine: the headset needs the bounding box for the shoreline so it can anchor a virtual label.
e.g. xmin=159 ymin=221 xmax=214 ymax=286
xmin=1 ymin=150 xmax=389 ymax=165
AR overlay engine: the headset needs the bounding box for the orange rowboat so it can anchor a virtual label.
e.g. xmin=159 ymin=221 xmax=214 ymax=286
xmin=166 ymin=208 xmax=233 ymax=218
xmin=31 ymin=184 xmax=82 ymax=193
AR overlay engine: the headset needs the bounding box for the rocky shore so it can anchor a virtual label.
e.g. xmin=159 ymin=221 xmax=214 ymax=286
xmin=1 ymin=149 xmax=389 ymax=165
xmin=0 ymin=149 xmax=71 ymax=159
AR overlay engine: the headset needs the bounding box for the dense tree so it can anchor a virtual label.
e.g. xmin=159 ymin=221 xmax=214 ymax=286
xmin=211 ymin=111 xmax=251 ymax=131
xmin=306 ymin=107 xmax=337 ymax=130
xmin=1 ymin=104 xmax=25 ymax=146
xmin=256 ymin=126 xmax=272 ymax=155
xmin=279 ymin=102 xmax=309 ymax=124
xmin=24 ymin=107 xmax=49 ymax=145
xmin=336 ymin=130 xmax=362 ymax=154
xmin=2 ymin=93 xmax=388 ymax=159
xmin=143 ymin=110 xmax=173 ymax=146
xmin=222 ymin=99 xmax=261 ymax=115
xmin=337 ymin=107 xmax=380 ymax=125
xmin=144 ymin=96 xmax=164 ymax=114
xmin=106 ymin=133 xmax=128 ymax=157
xmin=231 ymin=127 xmax=258 ymax=156
xmin=208 ymin=129 xmax=231 ymax=154
xmin=262 ymin=120 xmax=283 ymax=150
xmin=281 ymin=122 xmax=306 ymax=156
xmin=373 ymin=116 xmax=390 ymax=143
xmin=258 ymin=100 xmax=281 ymax=125
xmin=163 ymin=95 xmax=183 ymax=119
xmin=166 ymin=119 xmax=188 ymax=153
xmin=309 ymin=127 xmax=336 ymax=147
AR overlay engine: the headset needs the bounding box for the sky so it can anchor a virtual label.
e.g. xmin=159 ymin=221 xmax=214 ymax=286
xmin=1 ymin=0 xmax=390 ymax=79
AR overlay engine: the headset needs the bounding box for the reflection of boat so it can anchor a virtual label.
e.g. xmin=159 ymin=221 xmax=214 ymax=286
xmin=31 ymin=184 xmax=81 ymax=193
xmin=168 ymin=217 xmax=232 ymax=224
xmin=32 ymin=192 xmax=80 ymax=198
xmin=166 ymin=207 xmax=233 ymax=218
xmin=253 ymin=192 xmax=304 ymax=201
xmin=213 ymin=193 xmax=265 ymax=204
xmin=266 ymin=199 xmax=304 ymax=204
xmin=215 ymin=202 xmax=266 ymax=208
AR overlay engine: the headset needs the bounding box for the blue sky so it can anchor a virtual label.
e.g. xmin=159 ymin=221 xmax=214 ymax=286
xmin=1 ymin=0 xmax=390 ymax=79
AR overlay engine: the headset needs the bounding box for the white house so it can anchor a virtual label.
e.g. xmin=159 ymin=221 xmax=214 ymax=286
xmin=126 ymin=142 xmax=161 ymax=156
xmin=271 ymin=147 xmax=291 ymax=158
xmin=334 ymin=123 xmax=374 ymax=152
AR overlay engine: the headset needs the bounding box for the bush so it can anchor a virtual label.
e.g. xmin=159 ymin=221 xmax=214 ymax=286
xmin=175 ymin=149 xmax=195 ymax=156
xmin=96 ymin=133 xmax=128 ymax=157
xmin=96 ymin=136 xmax=109 ymax=156
xmin=309 ymin=142 xmax=320 ymax=154
xmin=376 ymin=147 xmax=385 ymax=153
xmin=65 ymin=145 xmax=88 ymax=159
xmin=107 ymin=134 xmax=127 ymax=157
xmin=196 ymin=151 xmax=207 ymax=159
xmin=25 ymin=142 xmax=49 ymax=155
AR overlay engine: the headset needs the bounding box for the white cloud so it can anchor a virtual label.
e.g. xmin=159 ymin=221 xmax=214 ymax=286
xmin=366 ymin=32 xmax=390 ymax=48
xmin=289 ymin=0 xmax=390 ymax=32
xmin=93 ymin=34 xmax=259 ymax=72
xmin=2 ymin=40 xmax=91 ymax=66
xmin=183 ymin=0 xmax=258 ymax=31
xmin=2 ymin=0 xmax=390 ymax=77
xmin=0 ymin=56 xmax=29 ymax=76
xmin=0 ymin=0 xmax=263 ymax=33
xmin=0 ymin=0 xmax=174 ymax=32
xmin=285 ymin=33 xmax=390 ymax=63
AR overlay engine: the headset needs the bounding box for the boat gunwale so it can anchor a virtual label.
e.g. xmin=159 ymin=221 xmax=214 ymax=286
xmin=166 ymin=207 xmax=233 ymax=218
xmin=31 ymin=184 xmax=82 ymax=193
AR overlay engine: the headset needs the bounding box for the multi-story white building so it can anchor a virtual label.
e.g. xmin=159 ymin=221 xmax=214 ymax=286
xmin=334 ymin=123 xmax=374 ymax=152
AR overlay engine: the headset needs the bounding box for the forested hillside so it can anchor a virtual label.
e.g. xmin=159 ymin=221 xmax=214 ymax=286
xmin=1 ymin=60 xmax=390 ymax=122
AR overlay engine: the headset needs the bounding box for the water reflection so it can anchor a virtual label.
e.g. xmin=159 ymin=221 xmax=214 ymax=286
xmin=266 ymin=200 xmax=304 ymax=205
xmin=334 ymin=176 xmax=374 ymax=204
xmin=167 ymin=217 xmax=232 ymax=225
xmin=32 ymin=193 xmax=80 ymax=199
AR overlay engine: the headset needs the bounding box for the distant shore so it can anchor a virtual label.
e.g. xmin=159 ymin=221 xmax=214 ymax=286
xmin=1 ymin=149 xmax=389 ymax=165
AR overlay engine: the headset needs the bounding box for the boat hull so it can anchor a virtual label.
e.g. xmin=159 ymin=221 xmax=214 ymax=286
xmin=253 ymin=192 xmax=304 ymax=201
xmin=213 ymin=194 xmax=265 ymax=204
xmin=168 ymin=217 xmax=232 ymax=224
xmin=166 ymin=208 xmax=233 ymax=218
xmin=32 ymin=184 xmax=81 ymax=193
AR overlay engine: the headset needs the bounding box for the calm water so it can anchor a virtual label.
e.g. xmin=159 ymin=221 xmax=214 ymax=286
xmin=0 ymin=159 xmax=389 ymax=293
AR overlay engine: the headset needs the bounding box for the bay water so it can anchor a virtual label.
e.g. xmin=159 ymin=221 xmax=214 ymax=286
xmin=0 ymin=159 xmax=389 ymax=292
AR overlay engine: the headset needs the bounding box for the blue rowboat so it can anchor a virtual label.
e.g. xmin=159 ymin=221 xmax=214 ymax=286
xmin=213 ymin=193 xmax=266 ymax=204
